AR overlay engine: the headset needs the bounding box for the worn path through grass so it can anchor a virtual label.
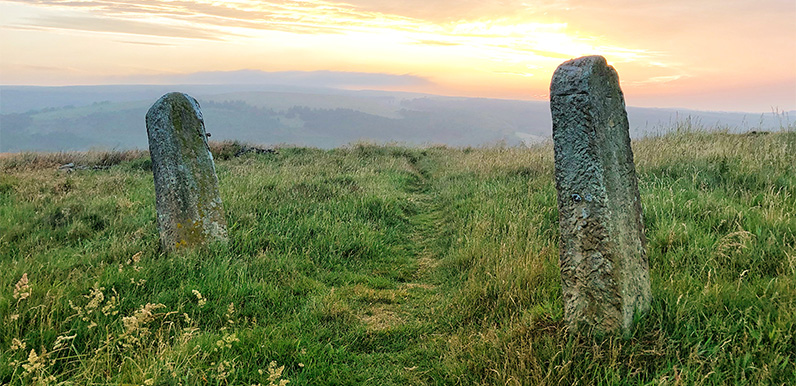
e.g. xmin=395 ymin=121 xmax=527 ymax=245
xmin=330 ymin=148 xmax=454 ymax=384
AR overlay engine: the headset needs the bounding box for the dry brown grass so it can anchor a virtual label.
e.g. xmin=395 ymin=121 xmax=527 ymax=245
xmin=0 ymin=149 xmax=148 ymax=171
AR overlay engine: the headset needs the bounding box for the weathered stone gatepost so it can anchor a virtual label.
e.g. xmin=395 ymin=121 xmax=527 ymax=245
xmin=550 ymin=56 xmax=651 ymax=336
xmin=146 ymin=92 xmax=228 ymax=251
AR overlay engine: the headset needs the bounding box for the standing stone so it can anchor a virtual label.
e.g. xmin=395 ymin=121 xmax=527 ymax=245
xmin=146 ymin=92 xmax=227 ymax=251
xmin=550 ymin=56 xmax=651 ymax=336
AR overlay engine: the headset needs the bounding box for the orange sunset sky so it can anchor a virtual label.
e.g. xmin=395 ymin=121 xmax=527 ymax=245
xmin=1 ymin=0 xmax=794 ymax=112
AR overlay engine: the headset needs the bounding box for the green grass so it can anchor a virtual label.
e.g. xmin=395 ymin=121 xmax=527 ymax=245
xmin=1 ymin=130 xmax=794 ymax=385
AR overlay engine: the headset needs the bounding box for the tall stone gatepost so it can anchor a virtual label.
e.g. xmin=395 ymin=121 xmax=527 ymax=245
xmin=146 ymin=92 xmax=228 ymax=251
xmin=549 ymin=56 xmax=651 ymax=336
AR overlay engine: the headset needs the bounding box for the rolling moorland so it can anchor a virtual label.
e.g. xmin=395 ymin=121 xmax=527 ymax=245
xmin=0 ymin=124 xmax=794 ymax=385
xmin=2 ymin=84 xmax=793 ymax=152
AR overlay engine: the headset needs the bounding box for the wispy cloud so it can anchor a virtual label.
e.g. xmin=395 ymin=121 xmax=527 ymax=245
xmin=3 ymin=0 xmax=652 ymax=64
xmin=628 ymin=75 xmax=687 ymax=86
xmin=4 ymin=0 xmax=424 ymax=37
xmin=30 ymin=14 xmax=225 ymax=40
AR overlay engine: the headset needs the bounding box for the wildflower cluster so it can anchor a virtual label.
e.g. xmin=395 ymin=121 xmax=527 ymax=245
xmin=253 ymin=361 xmax=290 ymax=386
xmin=192 ymin=289 xmax=207 ymax=307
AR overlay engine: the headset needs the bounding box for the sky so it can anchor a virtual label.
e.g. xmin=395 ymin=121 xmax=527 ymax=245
xmin=0 ymin=0 xmax=794 ymax=112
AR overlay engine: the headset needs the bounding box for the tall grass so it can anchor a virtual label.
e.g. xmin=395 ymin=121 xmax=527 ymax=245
xmin=0 ymin=129 xmax=793 ymax=385
xmin=0 ymin=149 xmax=148 ymax=172
xmin=425 ymin=129 xmax=794 ymax=385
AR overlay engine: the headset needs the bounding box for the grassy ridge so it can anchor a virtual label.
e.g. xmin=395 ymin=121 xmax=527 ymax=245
xmin=1 ymin=130 xmax=794 ymax=385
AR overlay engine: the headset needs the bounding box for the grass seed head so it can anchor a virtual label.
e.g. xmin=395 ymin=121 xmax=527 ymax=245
xmin=13 ymin=273 xmax=31 ymax=301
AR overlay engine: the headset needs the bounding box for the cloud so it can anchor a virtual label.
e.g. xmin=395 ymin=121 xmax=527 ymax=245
xmin=2 ymin=0 xmax=658 ymax=76
xmin=628 ymin=75 xmax=686 ymax=86
xmin=2 ymin=0 xmax=423 ymax=37
xmin=2 ymin=1 xmax=640 ymax=50
xmin=332 ymin=0 xmax=566 ymax=22
xmin=29 ymin=14 xmax=224 ymax=40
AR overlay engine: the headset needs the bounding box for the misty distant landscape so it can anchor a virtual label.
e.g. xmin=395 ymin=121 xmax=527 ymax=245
xmin=2 ymin=79 xmax=792 ymax=152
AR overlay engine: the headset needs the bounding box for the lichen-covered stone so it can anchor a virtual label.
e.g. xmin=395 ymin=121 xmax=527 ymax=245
xmin=146 ymin=92 xmax=227 ymax=251
xmin=550 ymin=56 xmax=651 ymax=336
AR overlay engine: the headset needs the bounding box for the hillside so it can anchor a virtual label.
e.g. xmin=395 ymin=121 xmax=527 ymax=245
xmin=2 ymin=85 xmax=792 ymax=152
xmin=0 ymin=130 xmax=794 ymax=385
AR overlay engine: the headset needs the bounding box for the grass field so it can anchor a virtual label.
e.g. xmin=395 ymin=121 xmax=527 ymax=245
xmin=1 ymin=129 xmax=794 ymax=385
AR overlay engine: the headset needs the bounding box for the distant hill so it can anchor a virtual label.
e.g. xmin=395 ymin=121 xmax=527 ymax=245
xmin=1 ymin=85 xmax=792 ymax=152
